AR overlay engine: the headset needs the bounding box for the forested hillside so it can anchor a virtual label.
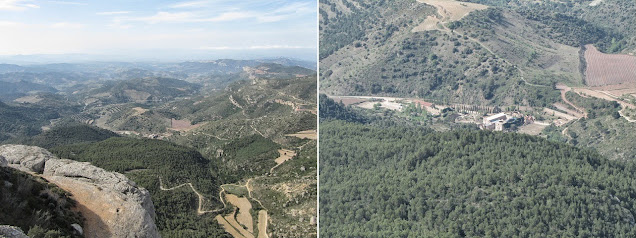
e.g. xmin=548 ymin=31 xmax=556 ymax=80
xmin=0 ymin=102 xmax=67 ymax=142
xmin=320 ymin=120 xmax=636 ymax=237
xmin=49 ymin=137 xmax=228 ymax=237
xmin=320 ymin=0 xmax=636 ymax=106
xmin=82 ymin=77 xmax=201 ymax=104
xmin=463 ymin=0 xmax=636 ymax=54
xmin=12 ymin=122 xmax=119 ymax=149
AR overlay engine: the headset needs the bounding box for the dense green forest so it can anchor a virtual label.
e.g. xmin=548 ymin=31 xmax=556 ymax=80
xmin=0 ymin=167 xmax=83 ymax=237
xmin=85 ymin=77 xmax=201 ymax=104
xmin=319 ymin=94 xmax=367 ymax=123
xmin=49 ymin=137 xmax=229 ymax=237
xmin=320 ymin=120 xmax=636 ymax=237
xmin=11 ymin=122 xmax=119 ymax=149
xmin=218 ymin=134 xmax=280 ymax=181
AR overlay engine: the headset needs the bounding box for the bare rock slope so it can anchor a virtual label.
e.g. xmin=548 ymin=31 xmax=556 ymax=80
xmin=0 ymin=225 xmax=29 ymax=238
xmin=0 ymin=144 xmax=160 ymax=238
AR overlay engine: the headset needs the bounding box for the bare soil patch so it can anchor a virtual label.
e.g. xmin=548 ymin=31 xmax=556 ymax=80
xmin=275 ymin=149 xmax=296 ymax=165
xmin=517 ymin=122 xmax=548 ymax=136
xmin=419 ymin=0 xmax=488 ymax=21
xmin=285 ymin=130 xmax=317 ymax=140
xmin=169 ymin=118 xmax=205 ymax=132
xmin=131 ymin=107 xmax=147 ymax=116
xmin=412 ymin=15 xmax=442 ymax=32
xmin=407 ymin=99 xmax=434 ymax=107
xmin=543 ymin=108 xmax=578 ymax=121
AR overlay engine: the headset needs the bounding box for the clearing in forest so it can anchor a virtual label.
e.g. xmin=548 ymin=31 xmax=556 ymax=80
xmin=131 ymin=107 xmax=147 ymax=115
xmin=413 ymin=0 xmax=488 ymax=32
xmin=169 ymin=118 xmax=205 ymax=131
xmin=275 ymin=149 xmax=296 ymax=165
xmin=285 ymin=130 xmax=317 ymax=140
xmin=517 ymin=122 xmax=548 ymax=136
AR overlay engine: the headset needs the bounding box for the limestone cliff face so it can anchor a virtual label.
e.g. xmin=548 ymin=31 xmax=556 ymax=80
xmin=0 ymin=145 xmax=55 ymax=173
xmin=0 ymin=145 xmax=160 ymax=238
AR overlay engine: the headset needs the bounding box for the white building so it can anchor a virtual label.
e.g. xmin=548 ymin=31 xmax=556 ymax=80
xmin=483 ymin=113 xmax=508 ymax=125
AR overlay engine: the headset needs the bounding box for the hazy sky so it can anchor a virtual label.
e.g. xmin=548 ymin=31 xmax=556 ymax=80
xmin=0 ymin=0 xmax=317 ymax=61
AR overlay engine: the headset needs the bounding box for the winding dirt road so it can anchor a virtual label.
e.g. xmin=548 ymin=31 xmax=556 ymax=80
xmin=158 ymin=177 xmax=226 ymax=215
xmin=556 ymin=84 xmax=587 ymax=118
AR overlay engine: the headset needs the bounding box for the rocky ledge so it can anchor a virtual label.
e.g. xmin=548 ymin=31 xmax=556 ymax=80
xmin=0 ymin=145 xmax=160 ymax=238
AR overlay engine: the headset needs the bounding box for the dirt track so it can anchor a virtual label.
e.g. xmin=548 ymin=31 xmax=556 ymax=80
xmin=258 ymin=211 xmax=269 ymax=238
xmin=555 ymin=84 xmax=587 ymax=118
xmin=158 ymin=177 xmax=225 ymax=215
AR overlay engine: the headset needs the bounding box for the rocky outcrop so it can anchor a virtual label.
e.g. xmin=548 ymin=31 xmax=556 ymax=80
xmin=0 ymin=225 xmax=28 ymax=238
xmin=0 ymin=155 xmax=7 ymax=167
xmin=0 ymin=145 xmax=55 ymax=173
xmin=0 ymin=145 xmax=160 ymax=238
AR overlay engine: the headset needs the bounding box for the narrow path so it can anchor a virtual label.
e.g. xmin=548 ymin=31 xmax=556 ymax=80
xmin=250 ymin=123 xmax=265 ymax=137
xmin=619 ymin=109 xmax=636 ymax=122
xmin=573 ymin=87 xmax=636 ymax=122
xmin=158 ymin=177 xmax=225 ymax=215
xmin=229 ymin=95 xmax=244 ymax=109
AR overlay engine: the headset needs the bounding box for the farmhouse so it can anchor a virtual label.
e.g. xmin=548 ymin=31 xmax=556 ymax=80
xmin=481 ymin=113 xmax=524 ymax=131
xmin=483 ymin=113 xmax=507 ymax=125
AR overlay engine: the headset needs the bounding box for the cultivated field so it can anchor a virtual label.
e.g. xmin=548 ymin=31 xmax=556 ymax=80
xmin=227 ymin=194 xmax=254 ymax=234
xmin=584 ymin=44 xmax=636 ymax=87
xmin=169 ymin=118 xmax=205 ymax=131
xmin=285 ymin=130 xmax=317 ymax=140
xmin=329 ymin=96 xmax=368 ymax=106
xmin=216 ymin=194 xmax=255 ymax=238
